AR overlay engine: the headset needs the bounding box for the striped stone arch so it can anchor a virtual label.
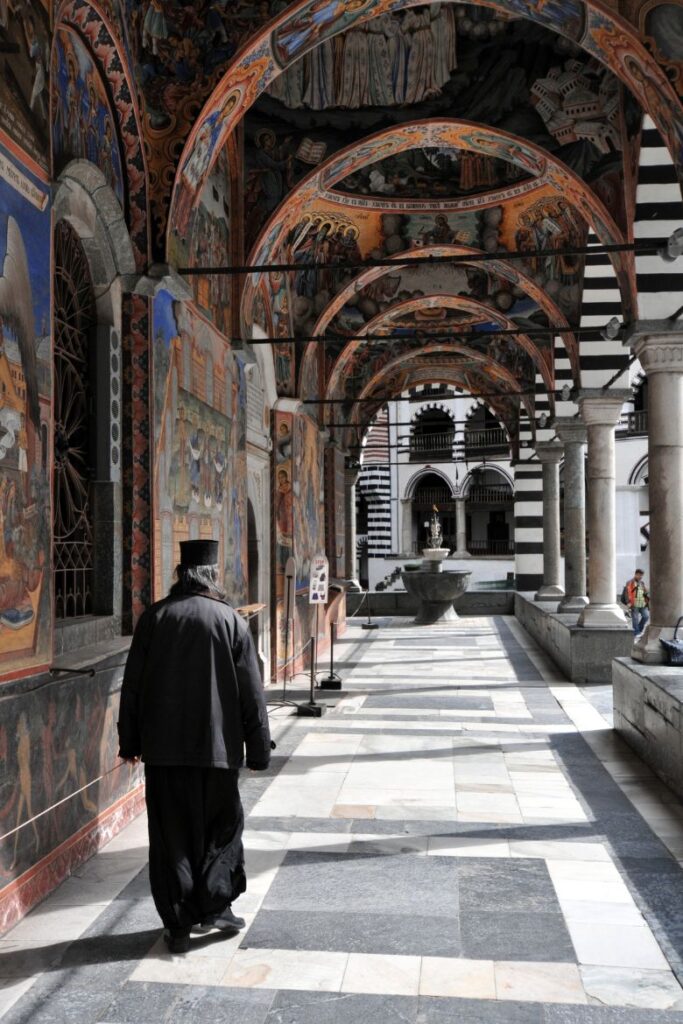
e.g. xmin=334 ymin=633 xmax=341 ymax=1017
xmin=405 ymin=467 xmax=457 ymax=500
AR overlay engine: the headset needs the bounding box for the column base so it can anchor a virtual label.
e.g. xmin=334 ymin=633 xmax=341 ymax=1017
xmin=578 ymin=603 xmax=628 ymax=628
xmin=535 ymin=584 xmax=565 ymax=601
xmin=631 ymin=623 xmax=676 ymax=664
xmin=451 ymin=550 xmax=471 ymax=560
xmin=558 ymin=594 xmax=589 ymax=613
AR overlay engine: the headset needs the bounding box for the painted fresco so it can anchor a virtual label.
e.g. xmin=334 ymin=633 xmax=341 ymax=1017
xmin=273 ymin=409 xmax=324 ymax=674
xmin=172 ymin=0 xmax=683 ymax=254
xmin=334 ymin=148 xmax=529 ymax=199
xmin=0 ymin=139 xmax=51 ymax=678
xmin=52 ymin=26 xmax=126 ymax=208
xmin=0 ymin=666 xmax=143 ymax=904
xmin=173 ymin=145 xmax=232 ymax=337
xmin=0 ymin=1 xmax=49 ymax=173
xmin=152 ymin=292 xmax=247 ymax=606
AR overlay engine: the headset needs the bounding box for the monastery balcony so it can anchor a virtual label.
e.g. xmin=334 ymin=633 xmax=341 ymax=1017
xmin=617 ymin=410 xmax=648 ymax=436
xmin=466 ymin=485 xmax=514 ymax=506
xmin=409 ymin=431 xmax=455 ymax=462
xmin=463 ymin=426 xmax=509 ymax=458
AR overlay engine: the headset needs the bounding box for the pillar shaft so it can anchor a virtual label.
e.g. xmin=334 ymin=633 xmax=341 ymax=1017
xmin=535 ymin=442 xmax=564 ymax=600
xmin=554 ymin=419 xmax=588 ymax=612
xmin=455 ymin=497 xmax=468 ymax=557
xmin=344 ymin=468 xmax=361 ymax=591
xmin=627 ymin=329 xmax=683 ymax=661
xmin=577 ymin=390 xmax=631 ymax=628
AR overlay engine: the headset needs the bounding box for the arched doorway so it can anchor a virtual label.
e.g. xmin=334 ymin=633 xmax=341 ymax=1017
xmin=411 ymin=472 xmax=456 ymax=554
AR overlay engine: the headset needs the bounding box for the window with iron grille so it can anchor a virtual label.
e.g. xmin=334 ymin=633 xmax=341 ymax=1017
xmin=52 ymin=221 xmax=96 ymax=619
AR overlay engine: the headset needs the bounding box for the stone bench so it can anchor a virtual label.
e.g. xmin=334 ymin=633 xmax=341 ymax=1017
xmin=613 ymin=657 xmax=683 ymax=799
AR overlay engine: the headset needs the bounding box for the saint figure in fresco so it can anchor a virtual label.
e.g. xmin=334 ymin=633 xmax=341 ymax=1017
xmin=276 ymin=468 xmax=294 ymax=553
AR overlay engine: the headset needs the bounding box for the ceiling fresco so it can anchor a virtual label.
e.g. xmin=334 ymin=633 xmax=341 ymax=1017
xmin=169 ymin=0 xmax=683 ymax=259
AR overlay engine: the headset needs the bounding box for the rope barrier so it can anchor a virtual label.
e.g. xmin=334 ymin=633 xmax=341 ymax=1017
xmin=0 ymin=762 xmax=137 ymax=844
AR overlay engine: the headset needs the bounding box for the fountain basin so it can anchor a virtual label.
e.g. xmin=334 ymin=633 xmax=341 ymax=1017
xmin=400 ymin=568 xmax=472 ymax=625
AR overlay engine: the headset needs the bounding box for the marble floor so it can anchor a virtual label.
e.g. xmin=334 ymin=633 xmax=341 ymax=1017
xmin=3 ymin=616 xmax=683 ymax=1023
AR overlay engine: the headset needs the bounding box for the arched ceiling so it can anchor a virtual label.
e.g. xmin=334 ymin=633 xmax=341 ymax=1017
xmin=152 ymin=0 xmax=683 ymax=448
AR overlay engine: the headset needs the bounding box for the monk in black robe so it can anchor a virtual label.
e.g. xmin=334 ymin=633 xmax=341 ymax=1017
xmin=118 ymin=539 xmax=271 ymax=953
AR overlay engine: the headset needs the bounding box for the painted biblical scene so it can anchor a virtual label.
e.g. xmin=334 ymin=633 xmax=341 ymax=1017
xmin=273 ymin=409 xmax=324 ymax=673
xmin=52 ymin=26 xmax=126 ymax=208
xmin=0 ymin=667 xmax=141 ymax=892
xmin=245 ymin=9 xmax=637 ymax=245
xmin=0 ymin=0 xmax=49 ymax=172
xmin=334 ymin=148 xmax=530 ymax=199
xmin=0 ymin=141 xmax=51 ymax=678
xmin=179 ymin=145 xmax=233 ymax=337
xmin=152 ymin=292 xmax=247 ymax=606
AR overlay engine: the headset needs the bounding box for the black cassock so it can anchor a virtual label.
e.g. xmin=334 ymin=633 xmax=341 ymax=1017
xmin=118 ymin=592 xmax=271 ymax=932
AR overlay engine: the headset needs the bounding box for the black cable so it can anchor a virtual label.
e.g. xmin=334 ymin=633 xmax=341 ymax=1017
xmin=178 ymin=237 xmax=667 ymax=277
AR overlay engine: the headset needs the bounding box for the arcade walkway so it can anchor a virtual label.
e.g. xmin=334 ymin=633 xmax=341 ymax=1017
xmin=3 ymin=617 xmax=683 ymax=1023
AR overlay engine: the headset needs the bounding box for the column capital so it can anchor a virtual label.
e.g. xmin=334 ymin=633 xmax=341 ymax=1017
xmin=576 ymin=388 xmax=632 ymax=427
xmin=535 ymin=440 xmax=563 ymax=464
xmin=552 ymin=417 xmax=586 ymax=445
xmin=623 ymin=321 xmax=683 ymax=375
xmin=345 ymin=465 xmax=361 ymax=487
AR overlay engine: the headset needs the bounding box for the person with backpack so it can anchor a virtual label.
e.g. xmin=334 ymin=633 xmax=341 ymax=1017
xmin=621 ymin=568 xmax=650 ymax=637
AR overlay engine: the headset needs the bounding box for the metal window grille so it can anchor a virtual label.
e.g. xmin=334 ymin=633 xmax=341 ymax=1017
xmin=53 ymin=222 xmax=95 ymax=619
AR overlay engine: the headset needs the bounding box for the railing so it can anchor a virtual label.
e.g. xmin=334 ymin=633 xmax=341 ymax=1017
xmin=467 ymin=539 xmax=515 ymax=556
xmin=466 ymin=485 xmax=513 ymax=505
xmin=412 ymin=488 xmax=455 ymax=506
xmin=464 ymin=427 xmax=509 ymax=455
xmin=409 ymin=431 xmax=455 ymax=461
xmin=618 ymin=410 xmax=648 ymax=436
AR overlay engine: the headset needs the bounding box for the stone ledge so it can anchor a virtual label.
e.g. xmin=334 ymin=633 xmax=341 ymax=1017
xmin=613 ymin=657 xmax=683 ymax=799
xmin=346 ymin=589 xmax=515 ymax=617
xmin=515 ymin=593 xmax=632 ymax=683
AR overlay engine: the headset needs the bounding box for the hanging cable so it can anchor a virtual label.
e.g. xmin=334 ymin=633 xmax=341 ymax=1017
xmin=178 ymin=237 xmax=666 ymax=277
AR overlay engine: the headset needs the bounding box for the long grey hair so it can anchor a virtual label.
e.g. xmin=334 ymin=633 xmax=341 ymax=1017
xmin=169 ymin=563 xmax=226 ymax=599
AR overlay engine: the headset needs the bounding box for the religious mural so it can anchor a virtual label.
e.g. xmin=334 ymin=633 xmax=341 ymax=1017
xmin=52 ymin=26 xmax=126 ymax=208
xmin=273 ymin=409 xmax=324 ymax=673
xmin=0 ymin=138 xmax=51 ymax=679
xmin=174 ymin=145 xmax=233 ymax=338
xmin=152 ymin=292 xmax=247 ymax=606
xmin=0 ymin=0 xmax=49 ymax=174
xmin=0 ymin=667 xmax=143 ymax=904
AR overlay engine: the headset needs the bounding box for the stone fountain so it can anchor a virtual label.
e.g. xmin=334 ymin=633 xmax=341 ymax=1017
xmin=400 ymin=507 xmax=472 ymax=625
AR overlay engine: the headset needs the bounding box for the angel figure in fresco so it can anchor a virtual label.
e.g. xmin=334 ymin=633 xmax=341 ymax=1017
xmin=142 ymin=0 xmax=170 ymax=56
xmin=23 ymin=14 xmax=47 ymax=122
xmin=276 ymin=467 xmax=294 ymax=553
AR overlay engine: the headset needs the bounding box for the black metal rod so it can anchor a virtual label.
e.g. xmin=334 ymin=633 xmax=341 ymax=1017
xmin=178 ymin=238 xmax=666 ymax=278
xmin=232 ymin=324 xmax=611 ymax=345
xmin=309 ymin=635 xmax=317 ymax=705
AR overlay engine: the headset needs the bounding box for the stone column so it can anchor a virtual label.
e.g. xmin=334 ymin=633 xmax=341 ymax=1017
xmin=626 ymin=326 xmax=683 ymax=662
xmin=400 ymin=498 xmax=413 ymax=555
xmin=577 ymin=390 xmax=632 ymax=627
xmin=344 ymin=466 xmax=362 ymax=591
xmin=535 ymin=441 xmax=565 ymax=600
xmin=553 ymin=418 xmax=588 ymax=612
xmin=454 ymin=497 xmax=469 ymax=557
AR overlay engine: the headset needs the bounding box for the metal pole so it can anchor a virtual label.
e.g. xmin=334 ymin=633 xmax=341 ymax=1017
xmin=297 ymin=634 xmax=325 ymax=716
xmin=320 ymin=621 xmax=343 ymax=689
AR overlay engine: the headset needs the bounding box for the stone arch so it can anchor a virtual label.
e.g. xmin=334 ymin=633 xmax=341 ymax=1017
xmin=405 ymin=466 xmax=456 ymax=500
xmin=54 ymin=0 xmax=149 ymax=268
xmin=629 ymin=454 xmax=650 ymax=486
xmin=460 ymin=463 xmax=514 ymax=498
xmin=168 ymin=0 xmax=683 ymax=257
xmin=53 ymin=161 xmax=135 ymax=643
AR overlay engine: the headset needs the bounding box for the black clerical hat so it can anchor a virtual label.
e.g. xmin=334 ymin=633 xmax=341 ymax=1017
xmin=179 ymin=539 xmax=219 ymax=567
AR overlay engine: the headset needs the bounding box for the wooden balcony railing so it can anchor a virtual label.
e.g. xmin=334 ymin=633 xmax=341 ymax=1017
xmin=409 ymin=431 xmax=455 ymax=461
xmin=464 ymin=427 xmax=509 ymax=455
xmin=618 ymin=410 xmax=648 ymax=436
xmin=466 ymin=485 xmax=513 ymax=505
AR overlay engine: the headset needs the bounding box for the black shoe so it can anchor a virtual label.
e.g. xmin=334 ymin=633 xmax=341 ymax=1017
xmin=163 ymin=929 xmax=191 ymax=954
xmin=199 ymin=906 xmax=246 ymax=932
